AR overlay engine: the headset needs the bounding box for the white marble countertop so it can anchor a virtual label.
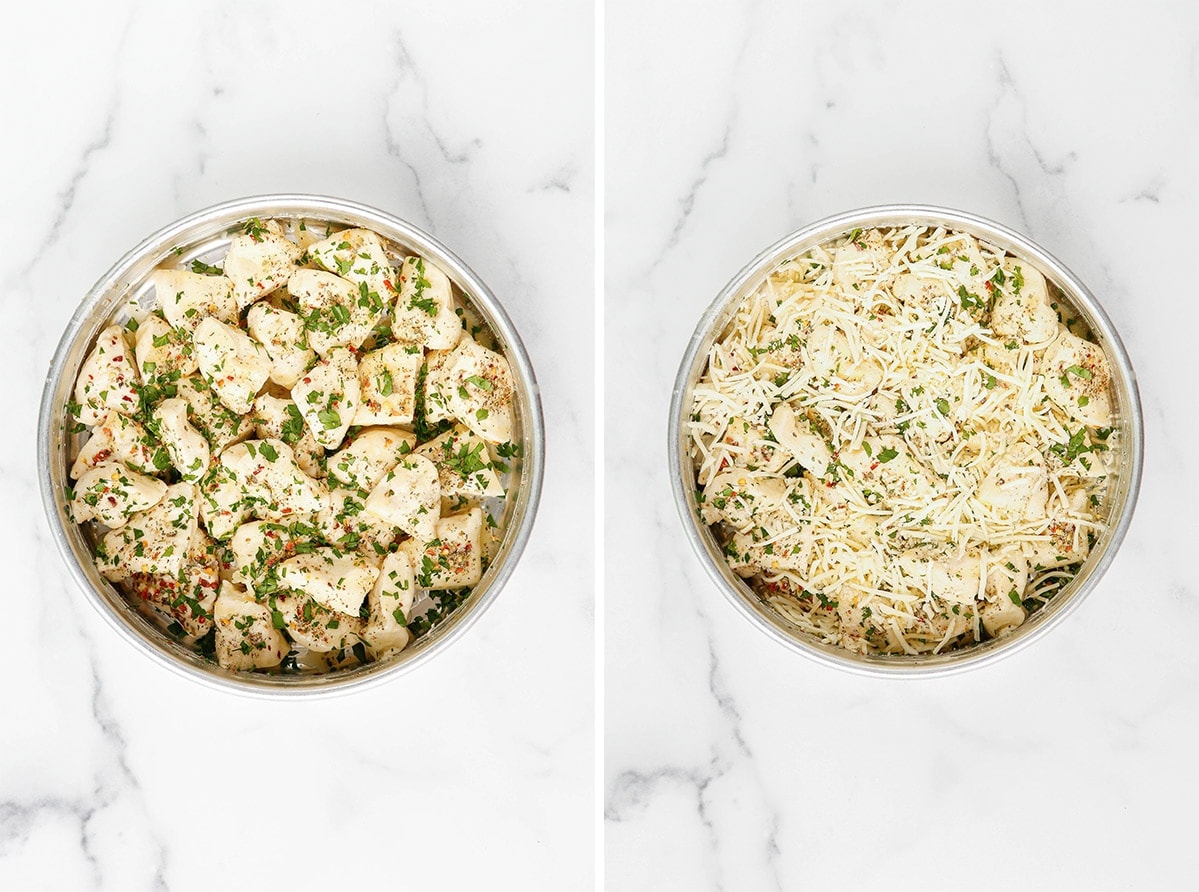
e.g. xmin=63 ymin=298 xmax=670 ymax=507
xmin=606 ymin=2 xmax=1197 ymax=890
xmin=12 ymin=0 xmax=1199 ymax=888
xmin=4 ymin=2 xmax=593 ymax=889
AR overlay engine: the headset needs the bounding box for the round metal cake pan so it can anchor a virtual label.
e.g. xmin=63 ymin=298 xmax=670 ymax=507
xmin=39 ymin=194 xmax=544 ymax=697
xmin=669 ymin=204 xmax=1143 ymax=676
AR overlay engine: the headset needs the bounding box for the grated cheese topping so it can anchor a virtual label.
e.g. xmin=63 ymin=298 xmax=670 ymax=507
xmin=687 ymin=225 xmax=1119 ymax=655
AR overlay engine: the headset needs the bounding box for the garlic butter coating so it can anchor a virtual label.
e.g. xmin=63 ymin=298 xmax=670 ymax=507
xmin=67 ymin=218 xmax=519 ymax=672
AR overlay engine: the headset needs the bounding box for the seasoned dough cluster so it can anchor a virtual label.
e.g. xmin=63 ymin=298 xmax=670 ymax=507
xmin=66 ymin=218 xmax=518 ymax=673
xmin=688 ymin=225 xmax=1118 ymax=656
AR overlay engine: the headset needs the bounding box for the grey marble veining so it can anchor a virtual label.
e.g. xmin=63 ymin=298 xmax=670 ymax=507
xmin=606 ymin=2 xmax=1199 ymax=889
xmin=15 ymin=0 xmax=1199 ymax=888
xmin=4 ymin=1 xmax=594 ymax=889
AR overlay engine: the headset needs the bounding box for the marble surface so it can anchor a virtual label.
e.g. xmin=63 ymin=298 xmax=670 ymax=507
xmin=606 ymin=2 xmax=1196 ymax=890
xmin=5 ymin=2 xmax=592 ymax=890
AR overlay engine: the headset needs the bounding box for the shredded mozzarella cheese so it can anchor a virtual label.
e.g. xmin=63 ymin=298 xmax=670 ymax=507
xmin=689 ymin=226 xmax=1118 ymax=655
